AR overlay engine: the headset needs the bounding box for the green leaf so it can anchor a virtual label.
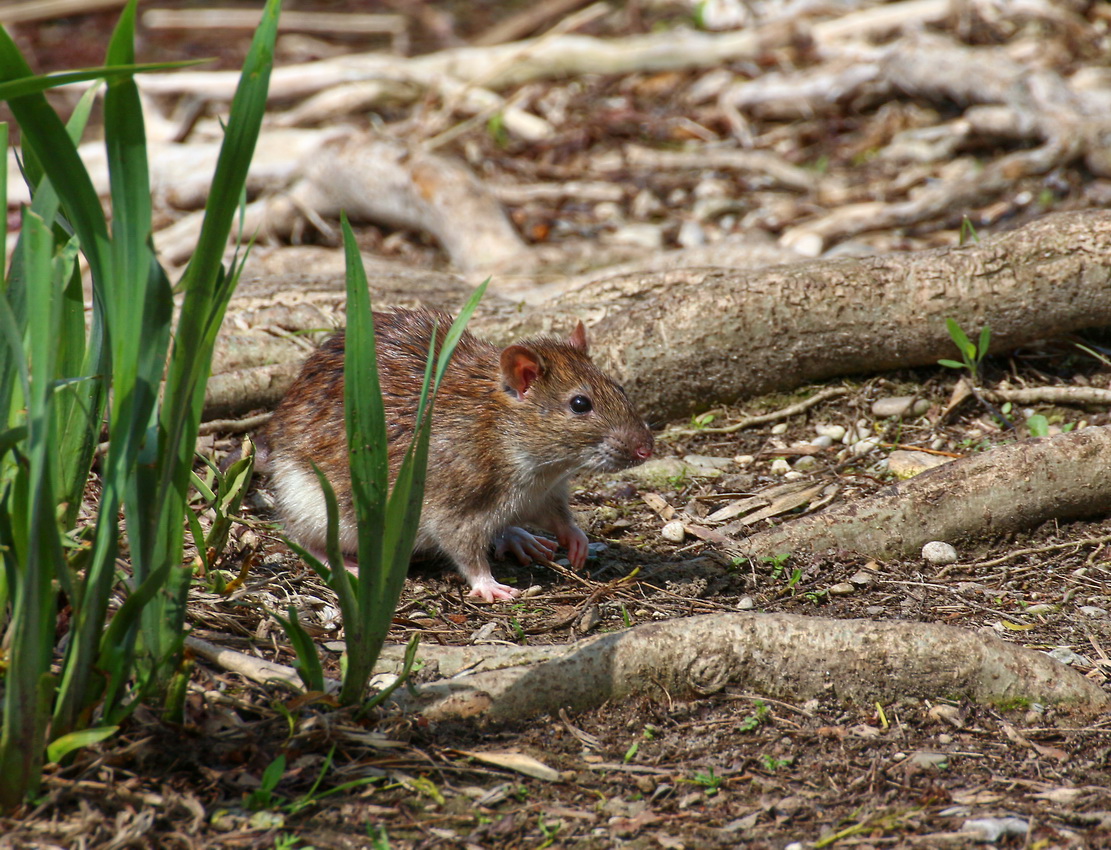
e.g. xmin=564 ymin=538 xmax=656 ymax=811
xmin=1026 ymin=414 xmax=1049 ymax=438
xmin=937 ymin=359 xmax=966 ymax=370
xmin=977 ymin=324 xmax=991 ymax=360
xmin=341 ymin=213 xmax=388 ymax=582
xmin=46 ymin=726 xmax=119 ymax=764
xmin=945 ymin=318 xmax=971 ymax=356
xmin=0 ymin=62 xmax=202 ymax=102
xmin=272 ymin=606 xmax=325 ymax=693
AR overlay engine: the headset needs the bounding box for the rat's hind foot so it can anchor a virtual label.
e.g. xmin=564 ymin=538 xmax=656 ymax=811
xmin=494 ymin=527 xmax=559 ymax=565
xmin=467 ymin=575 xmax=520 ymax=603
xmin=305 ymin=546 xmax=360 ymax=574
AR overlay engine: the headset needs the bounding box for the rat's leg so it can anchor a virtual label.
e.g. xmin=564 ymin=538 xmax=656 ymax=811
xmin=437 ymin=526 xmax=520 ymax=602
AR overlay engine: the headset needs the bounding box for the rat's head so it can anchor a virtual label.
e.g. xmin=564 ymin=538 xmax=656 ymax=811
xmin=499 ymin=321 xmax=654 ymax=473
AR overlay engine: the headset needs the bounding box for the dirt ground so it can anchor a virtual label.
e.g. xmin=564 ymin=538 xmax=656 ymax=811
xmin=3 ymin=1 xmax=1111 ymax=848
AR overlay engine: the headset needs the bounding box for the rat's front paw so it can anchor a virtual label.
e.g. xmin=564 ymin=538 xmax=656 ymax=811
xmin=467 ymin=576 xmax=520 ymax=603
xmin=494 ymin=527 xmax=558 ymax=565
xmin=557 ymin=524 xmax=590 ymax=570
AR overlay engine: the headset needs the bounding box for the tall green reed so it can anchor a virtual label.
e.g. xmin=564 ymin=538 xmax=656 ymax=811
xmin=281 ymin=215 xmax=485 ymax=706
xmin=0 ymin=0 xmax=280 ymax=810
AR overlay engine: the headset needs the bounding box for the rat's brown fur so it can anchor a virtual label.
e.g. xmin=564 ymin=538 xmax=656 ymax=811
xmin=262 ymin=309 xmax=653 ymax=601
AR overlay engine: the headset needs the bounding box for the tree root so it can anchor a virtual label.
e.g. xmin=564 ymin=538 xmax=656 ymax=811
xmin=187 ymin=609 xmax=1108 ymax=723
xmin=732 ymin=426 xmax=1111 ymax=561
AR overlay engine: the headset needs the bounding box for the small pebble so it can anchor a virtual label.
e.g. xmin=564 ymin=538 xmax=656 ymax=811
xmin=587 ymin=542 xmax=608 ymax=557
xmin=810 ymin=434 xmax=834 ymax=448
xmin=1079 ymin=606 xmax=1108 ymax=618
xmin=921 ymin=541 xmax=959 ymax=565
xmin=769 ymin=458 xmax=791 ymax=475
xmin=783 ymin=470 xmax=804 ymax=480
xmin=677 ymin=219 xmax=707 ymax=248
xmin=733 ymin=454 xmax=755 ymax=466
xmin=661 ymin=520 xmax=686 ymax=542
xmin=849 ymin=437 xmax=881 ymax=457
xmin=815 ymin=424 xmax=846 ymax=441
xmin=609 ymin=223 xmax=664 ymax=249
xmin=1047 ymin=647 xmax=1090 ymax=666
xmin=793 ymin=455 xmax=818 ymax=471
xmin=871 ymin=396 xmax=930 ymax=419
xmin=781 ymin=229 xmax=823 ymax=257
xmin=737 ymin=596 xmax=755 ymax=610
xmin=1025 ymin=603 xmax=1055 ymax=615
xmin=771 ymin=422 xmax=788 ymax=435
xmin=828 ymin=582 xmax=855 ymax=596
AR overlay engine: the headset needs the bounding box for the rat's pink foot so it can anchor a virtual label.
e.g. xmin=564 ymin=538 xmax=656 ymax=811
xmin=557 ymin=524 xmax=590 ymax=570
xmin=467 ymin=576 xmax=520 ymax=603
xmin=494 ymin=527 xmax=558 ymax=565
xmin=307 ymin=547 xmax=360 ymax=574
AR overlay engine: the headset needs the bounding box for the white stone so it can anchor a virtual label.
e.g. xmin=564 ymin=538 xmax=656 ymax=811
xmin=815 ymin=424 xmax=846 ymax=441
xmin=849 ymin=437 xmax=881 ymax=457
xmin=608 ymin=223 xmax=663 ymax=249
xmin=769 ymin=458 xmax=791 ymax=475
xmin=677 ymin=219 xmax=707 ymax=248
xmin=661 ymin=521 xmax=687 ymax=542
xmin=793 ymin=455 xmax=818 ymax=471
xmin=810 ymin=434 xmax=834 ymax=448
xmin=872 ymin=396 xmax=930 ymax=419
xmin=771 ymin=422 xmax=788 ymax=435
xmin=921 ymin=541 xmax=959 ymax=565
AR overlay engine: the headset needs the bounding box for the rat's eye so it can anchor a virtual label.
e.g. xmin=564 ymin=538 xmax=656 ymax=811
xmin=569 ymin=395 xmax=593 ymax=414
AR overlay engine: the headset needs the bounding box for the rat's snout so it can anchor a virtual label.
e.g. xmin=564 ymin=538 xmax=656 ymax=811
xmin=634 ymin=432 xmax=654 ymax=461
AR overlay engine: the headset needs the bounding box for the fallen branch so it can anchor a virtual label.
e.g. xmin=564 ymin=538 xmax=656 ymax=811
xmin=985 ymin=386 xmax=1111 ymax=407
xmin=732 ymin=425 xmax=1111 ymax=560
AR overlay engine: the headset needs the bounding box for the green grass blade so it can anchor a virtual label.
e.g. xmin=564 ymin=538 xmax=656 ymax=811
xmin=273 ymin=606 xmax=325 ymax=692
xmin=0 ymin=61 xmax=202 ymax=101
xmin=142 ymin=0 xmax=279 ymax=695
xmin=177 ymin=0 xmax=279 ymax=298
xmin=0 ymin=210 xmax=63 ymax=810
xmin=0 ymin=28 xmax=111 ymax=291
xmin=20 ymin=80 xmax=100 ymax=214
xmin=0 ymin=121 xmax=6 ymax=275
xmin=977 ymin=324 xmax=991 ymax=360
xmin=45 ymin=726 xmax=119 ymax=765
xmin=340 ymin=214 xmax=387 ymax=590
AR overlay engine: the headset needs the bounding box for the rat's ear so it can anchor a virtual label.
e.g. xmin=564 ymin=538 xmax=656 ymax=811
xmin=500 ymin=344 xmax=545 ymax=397
xmin=568 ymin=320 xmax=589 ymax=353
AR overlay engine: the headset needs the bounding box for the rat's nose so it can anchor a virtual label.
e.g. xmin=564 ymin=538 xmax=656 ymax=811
xmin=634 ymin=436 xmax=653 ymax=461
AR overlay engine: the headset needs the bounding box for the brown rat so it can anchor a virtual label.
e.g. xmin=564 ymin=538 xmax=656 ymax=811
xmin=261 ymin=309 xmax=653 ymax=602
